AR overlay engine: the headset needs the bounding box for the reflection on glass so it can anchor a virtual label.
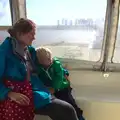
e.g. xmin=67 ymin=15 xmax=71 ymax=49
xmin=0 ymin=0 xmax=12 ymax=26
xmin=26 ymin=0 xmax=106 ymax=61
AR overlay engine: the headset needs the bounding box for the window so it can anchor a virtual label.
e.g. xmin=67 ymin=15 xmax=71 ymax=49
xmin=0 ymin=30 xmax=9 ymax=44
xmin=26 ymin=0 xmax=107 ymax=61
xmin=0 ymin=0 xmax=12 ymax=26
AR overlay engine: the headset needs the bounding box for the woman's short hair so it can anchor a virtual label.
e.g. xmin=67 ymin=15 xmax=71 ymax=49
xmin=7 ymin=18 xmax=36 ymax=38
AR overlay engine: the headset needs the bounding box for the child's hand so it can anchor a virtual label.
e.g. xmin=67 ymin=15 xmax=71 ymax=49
xmin=48 ymin=87 xmax=55 ymax=94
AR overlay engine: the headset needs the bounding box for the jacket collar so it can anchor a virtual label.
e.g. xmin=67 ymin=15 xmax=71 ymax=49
xmin=11 ymin=37 xmax=26 ymax=57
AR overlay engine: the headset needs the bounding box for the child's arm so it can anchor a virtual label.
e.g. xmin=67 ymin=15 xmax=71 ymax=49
xmin=52 ymin=61 xmax=64 ymax=91
xmin=63 ymin=68 xmax=70 ymax=81
xmin=64 ymin=75 xmax=70 ymax=81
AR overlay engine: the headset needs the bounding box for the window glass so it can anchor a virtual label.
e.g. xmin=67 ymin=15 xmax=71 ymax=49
xmin=26 ymin=0 xmax=106 ymax=61
xmin=0 ymin=0 xmax=12 ymax=26
xmin=0 ymin=30 xmax=9 ymax=44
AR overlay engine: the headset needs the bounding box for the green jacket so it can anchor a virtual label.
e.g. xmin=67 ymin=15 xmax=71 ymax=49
xmin=37 ymin=57 xmax=70 ymax=91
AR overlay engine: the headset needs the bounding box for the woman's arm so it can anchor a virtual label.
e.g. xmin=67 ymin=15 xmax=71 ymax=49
xmin=0 ymin=48 xmax=30 ymax=105
xmin=0 ymin=50 xmax=11 ymax=100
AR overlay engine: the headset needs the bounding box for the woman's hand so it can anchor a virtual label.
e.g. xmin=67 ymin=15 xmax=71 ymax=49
xmin=8 ymin=92 xmax=30 ymax=106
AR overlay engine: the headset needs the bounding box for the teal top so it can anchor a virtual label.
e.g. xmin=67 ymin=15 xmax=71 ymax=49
xmin=0 ymin=37 xmax=51 ymax=109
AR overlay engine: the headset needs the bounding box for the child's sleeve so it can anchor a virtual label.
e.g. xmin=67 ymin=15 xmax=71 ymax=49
xmin=63 ymin=68 xmax=69 ymax=76
xmin=52 ymin=61 xmax=64 ymax=90
xmin=63 ymin=68 xmax=70 ymax=81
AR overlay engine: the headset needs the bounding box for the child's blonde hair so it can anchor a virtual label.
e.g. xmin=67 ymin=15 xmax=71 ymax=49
xmin=36 ymin=47 xmax=52 ymax=62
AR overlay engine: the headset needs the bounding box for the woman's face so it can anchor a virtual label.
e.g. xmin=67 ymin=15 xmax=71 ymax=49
xmin=18 ymin=28 xmax=36 ymax=46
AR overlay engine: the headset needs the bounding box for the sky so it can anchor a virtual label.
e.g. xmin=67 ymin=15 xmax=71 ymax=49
xmin=26 ymin=0 xmax=106 ymax=25
xmin=0 ymin=0 xmax=107 ymax=26
xmin=0 ymin=0 xmax=107 ymax=44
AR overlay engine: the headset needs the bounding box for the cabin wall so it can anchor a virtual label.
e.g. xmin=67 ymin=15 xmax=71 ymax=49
xmin=35 ymin=70 xmax=120 ymax=120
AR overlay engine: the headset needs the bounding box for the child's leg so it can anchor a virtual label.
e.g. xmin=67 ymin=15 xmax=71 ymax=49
xmin=65 ymin=89 xmax=85 ymax=120
xmin=54 ymin=87 xmax=85 ymax=120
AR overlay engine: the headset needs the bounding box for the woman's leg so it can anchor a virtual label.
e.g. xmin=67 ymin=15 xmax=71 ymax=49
xmin=35 ymin=98 xmax=78 ymax=120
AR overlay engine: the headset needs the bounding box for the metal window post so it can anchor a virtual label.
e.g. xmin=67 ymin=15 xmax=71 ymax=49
xmin=9 ymin=0 xmax=26 ymax=25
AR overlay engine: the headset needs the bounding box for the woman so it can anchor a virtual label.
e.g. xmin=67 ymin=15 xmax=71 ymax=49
xmin=0 ymin=18 xmax=78 ymax=120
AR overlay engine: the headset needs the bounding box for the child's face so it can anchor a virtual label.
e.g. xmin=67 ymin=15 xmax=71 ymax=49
xmin=39 ymin=54 xmax=52 ymax=67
